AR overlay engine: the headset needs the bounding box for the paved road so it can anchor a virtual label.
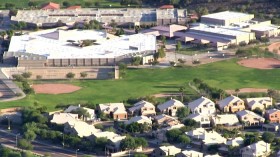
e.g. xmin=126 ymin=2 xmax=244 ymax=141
xmin=0 ymin=129 xmax=94 ymax=157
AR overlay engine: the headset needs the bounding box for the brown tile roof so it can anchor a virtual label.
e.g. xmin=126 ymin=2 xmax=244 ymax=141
xmin=67 ymin=5 xmax=81 ymax=10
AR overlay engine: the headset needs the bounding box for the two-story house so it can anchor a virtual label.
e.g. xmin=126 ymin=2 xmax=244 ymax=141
xmin=157 ymin=99 xmax=185 ymax=116
xmin=187 ymin=113 xmax=210 ymax=127
xmin=188 ymin=96 xmax=216 ymax=115
xmin=245 ymin=97 xmax=273 ymax=111
xmin=236 ymin=110 xmax=265 ymax=126
xmin=240 ymin=141 xmax=270 ymax=157
xmin=265 ymin=109 xmax=280 ymax=123
xmin=217 ymin=95 xmax=245 ymax=113
xmin=154 ymin=114 xmax=180 ymax=127
xmin=128 ymin=100 xmax=156 ymax=116
xmin=124 ymin=115 xmax=152 ymax=125
xmin=97 ymin=103 xmax=127 ymax=120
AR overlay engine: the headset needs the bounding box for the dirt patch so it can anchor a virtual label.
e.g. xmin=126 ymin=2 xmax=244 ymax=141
xmin=225 ymin=88 xmax=267 ymax=94
xmin=32 ymin=84 xmax=81 ymax=94
xmin=153 ymin=93 xmax=180 ymax=98
xmin=238 ymin=58 xmax=280 ymax=69
xmin=268 ymin=42 xmax=280 ymax=54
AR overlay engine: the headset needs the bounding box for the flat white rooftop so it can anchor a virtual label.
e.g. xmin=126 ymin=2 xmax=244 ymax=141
xmin=202 ymin=11 xmax=252 ymax=20
xmin=191 ymin=24 xmax=251 ymax=36
xmin=8 ymin=29 xmax=156 ymax=59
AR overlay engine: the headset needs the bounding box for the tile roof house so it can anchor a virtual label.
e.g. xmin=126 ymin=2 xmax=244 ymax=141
xmin=188 ymin=96 xmax=216 ymax=115
xmin=157 ymin=99 xmax=185 ymax=116
xmin=265 ymin=109 xmax=280 ymax=123
xmin=50 ymin=113 xmax=78 ymax=125
xmin=97 ymin=103 xmax=127 ymax=120
xmin=176 ymin=150 xmax=203 ymax=157
xmin=41 ymin=2 xmax=60 ymax=10
xmin=211 ymin=114 xmax=240 ymax=126
xmin=154 ymin=114 xmax=180 ymax=127
xmin=236 ymin=110 xmax=265 ymax=126
xmin=128 ymin=100 xmax=156 ymax=116
xmin=124 ymin=115 xmax=152 ymax=125
xmin=245 ymin=97 xmax=273 ymax=111
xmin=187 ymin=113 xmax=210 ymax=127
xmin=152 ymin=145 xmax=181 ymax=157
xmin=240 ymin=141 xmax=270 ymax=157
xmin=64 ymin=104 xmax=96 ymax=121
xmin=217 ymin=95 xmax=245 ymax=113
xmin=64 ymin=121 xmax=101 ymax=138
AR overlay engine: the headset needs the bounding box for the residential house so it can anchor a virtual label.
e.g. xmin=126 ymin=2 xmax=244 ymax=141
xmin=154 ymin=114 xmax=180 ymax=127
xmin=97 ymin=103 xmax=127 ymax=120
xmin=240 ymin=141 xmax=270 ymax=157
xmin=64 ymin=104 xmax=96 ymax=121
xmin=41 ymin=2 xmax=60 ymax=10
xmin=187 ymin=113 xmax=211 ymax=127
xmin=157 ymin=99 xmax=185 ymax=116
xmin=124 ymin=115 xmax=152 ymax=125
xmin=211 ymin=114 xmax=240 ymax=127
xmin=153 ymin=124 xmax=185 ymax=142
xmin=153 ymin=145 xmax=181 ymax=157
xmin=188 ymin=96 xmax=216 ymax=115
xmin=64 ymin=121 xmax=101 ymax=138
xmin=50 ymin=113 xmax=78 ymax=125
xmin=204 ymin=155 xmax=223 ymax=157
xmin=128 ymin=100 xmax=156 ymax=116
xmin=176 ymin=150 xmax=203 ymax=157
xmin=217 ymin=95 xmax=245 ymax=113
xmin=245 ymin=97 xmax=273 ymax=111
xmin=262 ymin=123 xmax=280 ymax=132
xmin=227 ymin=137 xmax=244 ymax=147
xmin=236 ymin=110 xmax=265 ymax=126
xmin=106 ymin=135 xmax=126 ymax=153
xmin=265 ymin=109 xmax=280 ymax=123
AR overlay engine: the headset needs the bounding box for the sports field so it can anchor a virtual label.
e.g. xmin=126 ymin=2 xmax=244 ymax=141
xmin=1 ymin=59 xmax=280 ymax=111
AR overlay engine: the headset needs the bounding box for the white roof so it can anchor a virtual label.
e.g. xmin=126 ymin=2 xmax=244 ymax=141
xmin=212 ymin=114 xmax=239 ymax=126
xmin=159 ymin=145 xmax=181 ymax=155
xmin=125 ymin=115 xmax=152 ymax=125
xmin=187 ymin=113 xmax=210 ymax=123
xmin=242 ymin=141 xmax=270 ymax=155
xmin=186 ymin=128 xmax=226 ymax=145
xmin=236 ymin=110 xmax=264 ymax=120
xmin=165 ymin=124 xmax=185 ymax=131
xmin=157 ymin=99 xmax=185 ymax=111
xmin=202 ymin=11 xmax=252 ymax=21
xmin=180 ymin=150 xmax=203 ymax=157
xmin=98 ymin=103 xmax=127 ymax=114
xmin=218 ymin=95 xmax=244 ymax=108
xmin=251 ymin=25 xmax=280 ymax=31
xmin=64 ymin=105 xmax=95 ymax=115
xmin=92 ymin=131 xmax=121 ymax=139
xmin=226 ymin=137 xmax=244 ymax=146
xmin=66 ymin=121 xmax=101 ymax=137
xmin=8 ymin=29 xmax=156 ymax=59
xmin=154 ymin=114 xmax=177 ymax=121
xmin=185 ymin=128 xmax=207 ymax=138
xmin=128 ymin=100 xmax=155 ymax=112
xmin=188 ymin=96 xmax=214 ymax=111
xmin=246 ymin=97 xmax=272 ymax=108
xmin=50 ymin=113 xmax=78 ymax=124
xmin=204 ymin=154 xmax=223 ymax=157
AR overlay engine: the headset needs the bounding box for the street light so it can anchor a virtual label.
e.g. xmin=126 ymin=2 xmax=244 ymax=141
xmin=16 ymin=133 xmax=20 ymax=147
xmin=76 ymin=149 xmax=79 ymax=157
xmin=61 ymin=133 xmax=65 ymax=148
xmin=6 ymin=116 xmax=10 ymax=130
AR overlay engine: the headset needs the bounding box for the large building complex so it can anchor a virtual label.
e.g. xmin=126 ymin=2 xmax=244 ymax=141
xmin=4 ymin=28 xmax=156 ymax=67
xmin=11 ymin=8 xmax=187 ymax=28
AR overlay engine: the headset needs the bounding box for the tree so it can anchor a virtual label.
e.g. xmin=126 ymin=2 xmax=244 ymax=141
xmin=120 ymin=136 xmax=137 ymax=150
xmin=176 ymin=107 xmax=190 ymax=121
xmin=66 ymin=72 xmax=75 ymax=79
xmin=22 ymin=72 xmax=32 ymax=79
xmin=253 ymin=107 xmax=263 ymax=116
xmin=262 ymin=132 xmax=275 ymax=143
xmin=71 ymin=108 xmax=90 ymax=120
xmin=0 ymin=31 xmax=6 ymax=40
xmin=235 ymin=88 xmax=240 ymax=97
xmin=132 ymin=56 xmax=142 ymax=66
xmin=158 ymin=46 xmax=166 ymax=58
xmin=160 ymin=36 xmax=166 ymax=45
xmin=5 ymin=3 xmax=15 ymax=9
xmin=80 ymin=72 xmax=88 ymax=79
xmin=18 ymin=139 xmax=33 ymax=150
xmin=23 ymin=130 xmax=37 ymax=141
xmin=176 ymin=41 xmax=182 ymax=51
xmin=134 ymin=153 xmax=147 ymax=157
xmin=135 ymin=137 xmax=148 ymax=148
xmin=178 ymin=135 xmax=191 ymax=144
xmin=166 ymin=129 xmax=182 ymax=143
xmin=28 ymin=1 xmax=37 ymax=8
xmin=94 ymin=137 xmax=108 ymax=148
xmin=184 ymin=118 xmax=200 ymax=128
xmin=22 ymin=151 xmax=33 ymax=157
xmin=62 ymin=1 xmax=71 ymax=7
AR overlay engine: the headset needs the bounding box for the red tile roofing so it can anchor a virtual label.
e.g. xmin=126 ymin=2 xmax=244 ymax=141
xmin=159 ymin=5 xmax=174 ymax=9
xmin=67 ymin=5 xmax=81 ymax=10
xmin=41 ymin=2 xmax=60 ymax=10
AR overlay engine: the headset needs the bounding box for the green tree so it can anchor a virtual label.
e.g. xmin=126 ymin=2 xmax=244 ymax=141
xmin=18 ymin=139 xmax=33 ymax=150
xmin=120 ymin=136 xmax=137 ymax=150
xmin=0 ymin=145 xmax=11 ymax=157
xmin=184 ymin=118 xmax=200 ymax=128
xmin=22 ymin=72 xmax=32 ymax=79
xmin=135 ymin=137 xmax=148 ymax=148
xmin=166 ymin=129 xmax=182 ymax=143
xmin=62 ymin=1 xmax=71 ymax=7
xmin=94 ymin=137 xmax=108 ymax=148
xmin=22 ymin=151 xmax=33 ymax=157
xmin=161 ymin=36 xmax=166 ymax=45
xmin=176 ymin=107 xmax=190 ymax=121
xmin=178 ymin=135 xmax=190 ymax=144
xmin=23 ymin=130 xmax=37 ymax=141
xmin=80 ymin=72 xmax=88 ymax=79
xmin=158 ymin=46 xmax=166 ymax=58
xmin=252 ymin=107 xmax=263 ymax=116
xmin=262 ymin=132 xmax=275 ymax=143
xmin=176 ymin=41 xmax=182 ymax=51
xmin=235 ymin=88 xmax=240 ymax=97
xmin=71 ymin=108 xmax=90 ymax=120
xmin=134 ymin=153 xmax=147 ymax=157
xmin=66 ymin=72 xmax=75 ymax=79
xmin=132 ymin=56 xmax=142 ymax=66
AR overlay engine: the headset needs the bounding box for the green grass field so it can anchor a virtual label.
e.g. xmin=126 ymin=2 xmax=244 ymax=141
xmin=1 ymin=58 xmax=280 ymax=111
xmin=0 ymin=0 xmax=122 ymax=9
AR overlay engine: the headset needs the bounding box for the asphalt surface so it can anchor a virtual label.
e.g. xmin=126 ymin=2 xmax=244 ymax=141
xmin=0 ymin=129 xmax=92 ymax=157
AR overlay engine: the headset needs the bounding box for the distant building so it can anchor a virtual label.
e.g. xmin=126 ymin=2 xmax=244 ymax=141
xmin=41 ymin=2 xmax=60 ymax=10
xmin=265 ymin=109 xmax=280 ymax=123
xmin=97 ymin=103 xmax=127 ymax=120
xmin=245 ymin=97 xmax=273 ymax=111
xmin=141 ymin=24 xmax=188 ymax=38
xmin=188 ymin=96 xmax=216 ymax=115
xmin=152 ymin=145 xmax=181 ymax=157
xmin=124 ymin=115 xmax=152 ymax=125
xmin=50 ymin=113 xmax=78 ymax=125
xmin=64 ymin=121 xmax=100 ymax=138
xmin=176 ymin=150 xmax=203 ymax=157
xmin=236 ymin=110 xmax=265 ymax=126
xmin=64 ymin=104 xmax=96 ymax=121
xmin=154 ymin=114 xmax=180 ymax=127
xmin=240 ymin=141 xmax=270 ymax=157
xmin=211 ymin=114 xmax=240 ymax=127
xmin=217 ymin=95 xmax=245 ymax=113
xmin=187 ymin=113 xmax=210 ymax=127
xmin=157 ymin=99 xmax=185 ymax=116
xmin=128 ymin=100 xmax=156 ymax=116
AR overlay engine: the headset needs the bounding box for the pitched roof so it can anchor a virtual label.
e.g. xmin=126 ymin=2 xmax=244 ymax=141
xmin=236 ymin=110 xmax=264 ymax=120
xmin=242 ymin=141 xmax=270 ymax=154
xmin=154 ymin=114 xmax=178 ymax=121
xmin=211 ymin=114 xmax=239 ymax=126
xmin=92 ymin=131 xmax=122 ymax=140
xmin=125 ymin=115 xmax=152 ymax=125
xmin=64 ymin=105 xmax=95 ymax=115
xmin=157 ymin=99 xmax=185 ymax=111
xmin=66 ymin=121 xmax=101 ymax=137
xmin=41 ymin=2 xmax=60 ymax=10
xmin=67 ymin=5 xmax=81 ymax=10
xmin=188 ymin=96 xmax=214 ymax=111
xmin=50 ymin=113 xmax=78 ymax=124
xmin=99 ymin=103 xmax=127 ymax=114
xmin=180 ymin=150 xmax=203 ymax=157
xmin=218 ymin=95 xmax=244 ymax=108
xmin=158 ymin=145 xmax=181 ymax=155
xmin=266 ymin=108 xmax=280 ymax=115
xmin=246 ymin=97 xmax=272 ymax=108
xmin=226 ymin=137 xmax=244 ymax=146
xmin=128 ymin=100 xmax=155 ymax=112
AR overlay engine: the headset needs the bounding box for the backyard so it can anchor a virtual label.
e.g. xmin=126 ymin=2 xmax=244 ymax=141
xmin=1 ymin=58 xmax=280 ymax=111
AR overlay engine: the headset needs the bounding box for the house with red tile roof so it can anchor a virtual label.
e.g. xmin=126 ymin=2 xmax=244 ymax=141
xmin=41 ymin=2 xmax=60 ymax=10
xmin=67 ymin=5 xmax=81 ymax=10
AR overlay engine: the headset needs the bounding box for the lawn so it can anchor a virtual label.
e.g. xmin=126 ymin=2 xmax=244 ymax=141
xmin=1 ymin=58 xmax=280 ymax=111
xmin=0 ymin=0 xmax=122 ymax=9
xmin=176 ymin=46 xmax=215 ymax=56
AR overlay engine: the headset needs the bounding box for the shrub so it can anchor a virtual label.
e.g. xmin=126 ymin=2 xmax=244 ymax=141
xmin=192 ymin=60 xmax=200 ymax=64
xmin=12 ymin=74 xmax=24 ymax=82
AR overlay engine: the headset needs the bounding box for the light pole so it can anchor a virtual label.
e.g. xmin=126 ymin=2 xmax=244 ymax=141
xmin=61 ymin=133 xmax=65 ymax=148
xmin=76 ymin=149 xmax=79 ymax=157
xmin=16 ymin=133 xmax=20 ymax=147
xmin=6 ymin=116 xmax=10 ymax=130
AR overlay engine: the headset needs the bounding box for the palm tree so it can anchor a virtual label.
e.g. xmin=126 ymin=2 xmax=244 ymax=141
xmin=235 ymin=88 xmax=240 ymax=97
